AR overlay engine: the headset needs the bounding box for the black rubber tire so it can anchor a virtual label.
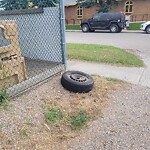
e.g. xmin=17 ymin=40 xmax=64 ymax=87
xmin=146 ymin=26 xmax=150 ymax=34
xmin=82 ymin=24 xmax=89 ymax=33
xmin=89 ymin=29 xmax=95 ymax=32
xmin=117 ymin=28 xmax=122 ymax=33
xmin=110 ymin=24 xmax=119 ymax=33
xmin=61 ymin=71 xmax=94 ymax=93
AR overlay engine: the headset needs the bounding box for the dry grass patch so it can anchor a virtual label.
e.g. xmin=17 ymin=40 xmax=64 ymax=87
xmin=0 ymin=75 xmax=128 ymax=149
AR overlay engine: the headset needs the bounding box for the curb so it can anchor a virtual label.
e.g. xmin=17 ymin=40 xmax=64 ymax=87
xmin=65 ymin=29 xmax=142 ymax=33
xmin=66 ymin=30 xmax=81 ymax=32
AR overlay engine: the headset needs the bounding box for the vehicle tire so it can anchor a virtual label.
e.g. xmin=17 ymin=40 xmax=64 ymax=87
xmin=61 ymin=71 xmax=94 ymax=93
xmin=82 ymin=24 xmax=89 ymax=33
xmin=117 ymin=28 xmax=122 ymax=33
xmin=110 ymin=24 xmax=119 ymax=33
xmin=89 ymin=29 xmax=95 ymax=32
xmin=146 ymin=26 xmax=150 ymax=34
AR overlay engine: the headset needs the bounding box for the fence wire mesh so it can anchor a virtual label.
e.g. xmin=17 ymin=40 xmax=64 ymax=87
xmin=0 ymin=0 xmax=65 ymax=96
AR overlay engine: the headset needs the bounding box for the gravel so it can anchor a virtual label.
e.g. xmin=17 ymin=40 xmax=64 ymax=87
xmin=0 ymin=75 xmax=150 ymax=149
xmin=25 ymin=57 xmax=58 ymax=78
xmin=69 ymin=85 xmax=150 ymax=150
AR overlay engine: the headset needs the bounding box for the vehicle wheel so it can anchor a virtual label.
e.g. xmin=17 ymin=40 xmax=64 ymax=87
xmin=146 ymin=26 xmax=150 ymax=34
xmin=89 ymin=29 xmax=95 ymax=32
xmin=117 ymin=28 xmax=122 ymax=33
xmin=110 ymin=24 xmax=119 ymax=33
xmin=61 ymin=71 xmax=94 ymax=93
xmin=82 ymin=24 xmax=89 ymax=32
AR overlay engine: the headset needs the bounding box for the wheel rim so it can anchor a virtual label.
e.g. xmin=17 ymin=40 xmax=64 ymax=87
xmin=70 ymin=74 xmax=88 ymax=82
xmin=146 ymin=27 xmax=150 ymax=33
xmin=83 ymin=26 xmax=88 ymax=32
xmin=111 ymin=26 xmax=117 ymax=32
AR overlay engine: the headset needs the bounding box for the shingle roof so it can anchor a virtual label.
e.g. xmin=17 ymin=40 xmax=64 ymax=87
xmin=64 ymin=0 xmax=77 ymax=6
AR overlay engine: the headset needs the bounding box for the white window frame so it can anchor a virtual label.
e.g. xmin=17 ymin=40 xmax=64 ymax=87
xmin=125 ymin=0 xmax=133 ymax=14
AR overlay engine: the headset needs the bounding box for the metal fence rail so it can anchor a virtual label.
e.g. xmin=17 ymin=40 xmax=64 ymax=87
xmin=0 ymin=0 xmax=66 ymax=96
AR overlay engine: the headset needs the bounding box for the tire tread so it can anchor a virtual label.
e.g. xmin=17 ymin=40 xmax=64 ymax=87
xmin=61 ymin=71 xmax=94 ymax=93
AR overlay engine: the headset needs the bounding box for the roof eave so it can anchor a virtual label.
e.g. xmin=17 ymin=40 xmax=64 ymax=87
xmin=65 ymin=3 xmax=77 ymax=7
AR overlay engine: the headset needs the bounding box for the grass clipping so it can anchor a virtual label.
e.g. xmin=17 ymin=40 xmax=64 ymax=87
xmin=0 ymin=76 xmax=127 ymax=150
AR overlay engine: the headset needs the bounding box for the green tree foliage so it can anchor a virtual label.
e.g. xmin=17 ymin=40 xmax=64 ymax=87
xmin=0 ymin=0 xmax=29 ymax=10
xmin=31 ymin=0 xmax=58 ymax=8
xmin=77 ymin=0 xmax=119 ymax=12
xmin=0 ymin=0 xmax=58 ymax=10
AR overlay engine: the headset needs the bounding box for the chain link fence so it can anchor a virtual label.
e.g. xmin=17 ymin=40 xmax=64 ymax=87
xmin=0 ymin=0 xmax=66 ymax=96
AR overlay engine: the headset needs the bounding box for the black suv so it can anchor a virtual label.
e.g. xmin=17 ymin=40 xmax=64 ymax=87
xmin=80 ymin=12 xmax=125 ymax=33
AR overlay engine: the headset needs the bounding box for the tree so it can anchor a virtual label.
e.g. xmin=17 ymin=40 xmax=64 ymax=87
xmin=0 ymin=0 xmax=58 ymax=10
xmin=0 ymin=0 xmax=29 ymax=10
xmin=77 ymin=0 xmax=119 ymax=12
xmin=31 ymin=0 xmax=58 ymax=8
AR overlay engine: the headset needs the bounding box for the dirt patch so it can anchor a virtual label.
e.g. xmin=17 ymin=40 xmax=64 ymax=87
xmin=0 ymin=75 xmax=128 ymax=150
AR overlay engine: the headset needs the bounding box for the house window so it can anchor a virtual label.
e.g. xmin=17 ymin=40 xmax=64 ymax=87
xmin=125 ymin=0 xmax=133 ymax=15
xmin=77 ymin=6 xmax=83 ymax=19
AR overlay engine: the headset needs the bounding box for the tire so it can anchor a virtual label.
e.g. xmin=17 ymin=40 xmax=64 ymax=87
xmin=110 ymin=24 xmax=119 ymax=33
xmin=89 ymin=29 xmax=95 ymax=32
xmin=61 ymin=71 xmax=94 ymax=93
xmin=146 ymin=26 xmax=150 ymax=34
xmin=117 ymin=28 xmax=122 ymax=33
xmin=82 ymin=24 xmax=89 ymax=33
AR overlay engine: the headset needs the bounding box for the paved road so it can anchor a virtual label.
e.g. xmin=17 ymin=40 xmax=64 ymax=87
xmin=66 ymin=30 xmax=150 ymax=60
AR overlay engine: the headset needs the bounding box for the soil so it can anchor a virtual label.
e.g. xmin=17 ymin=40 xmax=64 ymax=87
xmin=0 ymin=75 xmax=128 ymax=150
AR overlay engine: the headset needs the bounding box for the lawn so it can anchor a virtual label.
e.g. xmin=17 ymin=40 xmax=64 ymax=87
xmin=67 ymin=43 xmax=144 ymax=67
xmin=66 ymin=24 xmax=81 ymax=30
xmin=127 ymin=22 xmax=144 ymax=30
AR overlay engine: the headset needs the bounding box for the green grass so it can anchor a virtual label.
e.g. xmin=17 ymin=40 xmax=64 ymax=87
xmin=0 ymin=89 xmax=9 ymax=104
xmin=45 ymin=108 xmax=63 ymax=123
xmin=0 ymin=89 xmax=9 ymax=109
xmin=20 ymin=129 xmax=29 ymax=137
xmin=66 ymin=24 xmax=80 ymax=30
xmin=127 ymin=22 xmax=144 ymax=30
xmin=70 ymin=111 xmax=88 ymax=129
xmin=105 ymin=77 xmax=124 ymax=82
xmin=67 ymin=43 xmax=144 ymax=67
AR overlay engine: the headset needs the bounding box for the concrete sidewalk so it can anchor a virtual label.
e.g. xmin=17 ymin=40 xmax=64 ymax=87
xmin=67 ymin=60 xmax=150 ymax=87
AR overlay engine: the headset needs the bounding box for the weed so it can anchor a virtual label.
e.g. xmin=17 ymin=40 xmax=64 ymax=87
xmin=20 ymin=129 xmax=29 ymax=137
xmin=25 ymin=119 xmax=34 ymax=126
xmin=105 ymin=77 xmax=123 ymax=82
xmin=0 ymin=89 xmax=9 ymax=109
xmin=45 ymin=108 xmax=63 ymax=123
xmin=0 ymin=89 xmax=9 ymax=104
xmin=70 ymin=111 xmax=89 ymax=129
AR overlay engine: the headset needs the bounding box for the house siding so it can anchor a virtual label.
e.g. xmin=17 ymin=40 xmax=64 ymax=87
xmin=131 ymin=0 xmax=150 ymax=21
xmin=65 ymin=5 xmax=98 ymax=24
xmin=112 ymin=0 xmax=150 ymax=21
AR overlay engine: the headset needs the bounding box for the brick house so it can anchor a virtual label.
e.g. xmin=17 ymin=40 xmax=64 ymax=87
xmin=65 ymin=0 xmax=150 ymax=24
